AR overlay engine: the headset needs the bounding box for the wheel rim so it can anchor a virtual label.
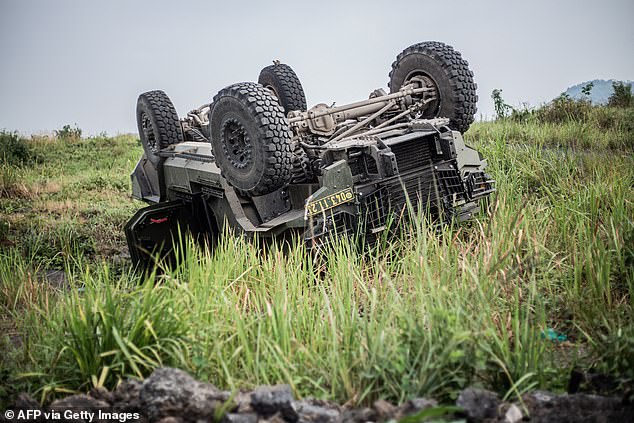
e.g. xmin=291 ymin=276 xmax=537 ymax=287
xmin=221 ymin=118 xmax=251 ymax=169
xmin=141 ymin=112 xmax=159 ymax=153
xmin=403 ymin=71 xmax=441 ymax=118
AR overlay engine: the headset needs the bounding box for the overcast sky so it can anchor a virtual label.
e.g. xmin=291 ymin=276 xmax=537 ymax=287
xmin=1 ymin=0 xmax=632 ymax=135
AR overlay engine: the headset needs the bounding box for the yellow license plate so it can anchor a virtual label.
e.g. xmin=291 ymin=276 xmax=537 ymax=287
xmin=305 ymin=188 xmax=355 ymax=217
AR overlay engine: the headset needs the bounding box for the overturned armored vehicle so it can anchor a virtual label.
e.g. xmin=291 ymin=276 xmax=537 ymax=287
xmin=125 ymin=41 xmax=495 ymax=266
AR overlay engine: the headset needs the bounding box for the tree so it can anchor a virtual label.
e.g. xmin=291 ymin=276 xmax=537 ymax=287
xmin=608 ymin=81 xmax=633 ymax=108
xmin=581 ymin=82 xmax=594 ymax=98
xmin=491 ymin=89 xmax=512 ymax=120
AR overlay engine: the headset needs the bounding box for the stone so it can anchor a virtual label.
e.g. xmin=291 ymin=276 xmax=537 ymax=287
xmin=372 ymin=399 xmax=396 ymax=420
xmin=394 ymin=397 xmax=438 ymax=419
xmin=523 ymin=391 xmax=634 ymax=422
xmin=456 ymin=388 xmax=501 ymax=421
xmin=292 ymin=399 xmax=340 ymax=423
xmin=340 ymin=407 xmax=376 ymax=423
xmin=112 ymin=378 xmax=143 ymax=411
xmin=503 ymin=403 xmax=523 ymax=423
xmin=48 ymin=394 xmax=110 ymax=422
xmin=258 ymin=412 xmax=287 ymax=423
xmin=140 ymin=367 xmax=225 ymax=421
xmin=5 ymin=394 xmax=46 ymax=422
xmin=221 ymin=413 xmax=258 ymax=423
xmin=250 ymin=384 xmax=298 ymax=422
xmin=89 ymin=386 xmax=114 ymax=404
xmin=234 ymin=392 xmax=254 ymax=413
xmin=12 ymin=393 xmax=41 ymax=410
xmin=157 ymin=418 xmax=184 ymax=423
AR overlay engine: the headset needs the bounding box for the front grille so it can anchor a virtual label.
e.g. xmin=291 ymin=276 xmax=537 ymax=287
xmin=384 ymin=167 xmax=440 ymax=218
xmin=389 ymin=138 xmax=433 ymax=173
xmin=436 ymin=168 xmax=464 ymax=196
xmin=361 ymin=187 xmax=389 ymax=231
xmin=465 ymin=171 xmax=496 ymax=199
xmin=360 ymin=162 xmax=470 ymax=229
xmin=304 ymin=212 xmax=355 ymax=247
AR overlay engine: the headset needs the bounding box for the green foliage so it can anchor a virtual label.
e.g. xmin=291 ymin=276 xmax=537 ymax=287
xmin=54 ymin=124 xmax=82 ymax=140
xmin=45 ymin=269 xmax=188 ymax=392
xmin=491 ymin=89 xmax=512 ymax=120
xmin=472 ymin=105 xmax=634 ymax=151
xmin=534 ymin=93 xmax=592 ymax=124
xmin=608 ymin=81 xmax=633 ymax=108
xmin=0 ymin=133 xmax=141 ymax=263
xmin=588 ymin=322 xmax=634 ymax=380
xmin=0 ymin=130 xmax=35 ymax=165
xmin=581 ymin=82 xmax=594 ymax=97
xmin=0 ymin=165 xmax=30 ymax=199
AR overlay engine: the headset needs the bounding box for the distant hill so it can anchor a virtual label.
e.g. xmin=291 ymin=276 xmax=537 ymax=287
xmin=564 ymin=79 xmax=633 ymax=104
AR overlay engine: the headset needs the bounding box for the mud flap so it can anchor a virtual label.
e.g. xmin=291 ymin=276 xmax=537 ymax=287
xmin=124 ymin=200 xmax=201 ymax=269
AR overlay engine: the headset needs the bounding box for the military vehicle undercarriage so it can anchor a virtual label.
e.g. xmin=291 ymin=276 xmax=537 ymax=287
xmin=125 ymin=41 xmax=495 ymax=266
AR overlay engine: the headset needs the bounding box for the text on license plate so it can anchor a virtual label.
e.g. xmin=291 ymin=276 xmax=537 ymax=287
xmin=305 ymin=188 xmax=355 ymax=217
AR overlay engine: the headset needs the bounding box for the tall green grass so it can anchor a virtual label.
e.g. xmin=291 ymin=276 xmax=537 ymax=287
xmin=469 ymin=105 xmax=634 ymax=150
xmin=1 ymin=112 xmax=632 ymax=407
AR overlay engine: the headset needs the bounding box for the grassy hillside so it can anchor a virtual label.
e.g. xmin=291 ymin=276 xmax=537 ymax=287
xmin=565 ymin=79 xmax=633 ymax=104
xmin=0 ymin=105 xmax=632 ymax=407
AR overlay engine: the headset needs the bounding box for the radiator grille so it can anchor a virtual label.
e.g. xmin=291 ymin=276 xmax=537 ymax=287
xmin=384 ymin=168 xmax=440 ymax=217
xmin=436 ymin=168 xmax=464 ymax=196
xmin=389 ymin=139 xmax=433 ymax=173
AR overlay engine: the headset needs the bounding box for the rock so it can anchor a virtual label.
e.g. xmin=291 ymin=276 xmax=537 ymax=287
xmin=394 ymin=397 xmax=438 ymax=419
xmin=4 ymin=394 xmax=46 ymax=422
xmin=372 ymin=399 xmax=396 ymax=420
xmin=112 ymin=378 xmax=143 ymax=411
xmin=503 ymin=404 xmax=523 ymax=423
xmin=456 ymin=388 xmax=501 ymax=421
xmin=258 ymin=412 xmax=287 ymax=423
xmin=340 ymin=407 xmax=376 ymax=423
xmin=9 ymin=369 xmax=634 ymax=423
xmin=235 ymin=391 xmax=254 ymax=413
xmin=48 ymin=394 xmax=110 ymax=422
xmin=12 ymin=393 xmax=41 ymax=410
xmin=524 ymin=390 xmax=557 ymax=408
xmin=48 ymin=393 xmax=110 ymax=410
xmin=89 ymin=386 xmax=114 ymax=404
xmin=250 ymin=384 xmax=298 ymax=422
xmin=140 ymin=367 xmax=226 ymax=421
xmin=292 ymin=399 xmax=340 ymax=423
xmin=157 ymin=418 xmax=184 ymax=423
xmin=523 ymin=391 xmax=634 ymax=422
xmin=221 ymin=413 xmax=258 ymax=423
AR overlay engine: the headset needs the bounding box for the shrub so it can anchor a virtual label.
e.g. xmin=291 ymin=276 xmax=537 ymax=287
xmin=607 ymin=81 xmax=633 ymax=108
xmin=0 ymin=130 xmax=35 ymax=165
xmin=54 ymin=124 xmax=82 ymax=140
xmin=492 ymin=89 xmax=512 ymax=120
xmin=581 ymin=82 xmax=594 ymax=98
xmin=535 ymin=93 xmax=592 ymax=124
xmin=508 ymin=103 xmax=537 ymax=124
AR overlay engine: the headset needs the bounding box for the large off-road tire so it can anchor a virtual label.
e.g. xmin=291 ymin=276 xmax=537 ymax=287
xmin=389 ymin=41 xmax=477 ymax=133
xmin=136 ymin=90 xmax=184 ymax=166
xmin=209 ymin=82 xmax=293 ymax=196
xmin=289 ymin=140 xmax=314 ymax=183
xmin=258 ymin=63 xmax=307 ymax=115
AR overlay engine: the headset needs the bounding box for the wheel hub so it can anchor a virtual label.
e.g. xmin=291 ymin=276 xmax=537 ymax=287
xmin=405 ymin=74 xmax=440 ymax=117
xmin=221 ymin=119 xmax=252 ymax=169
